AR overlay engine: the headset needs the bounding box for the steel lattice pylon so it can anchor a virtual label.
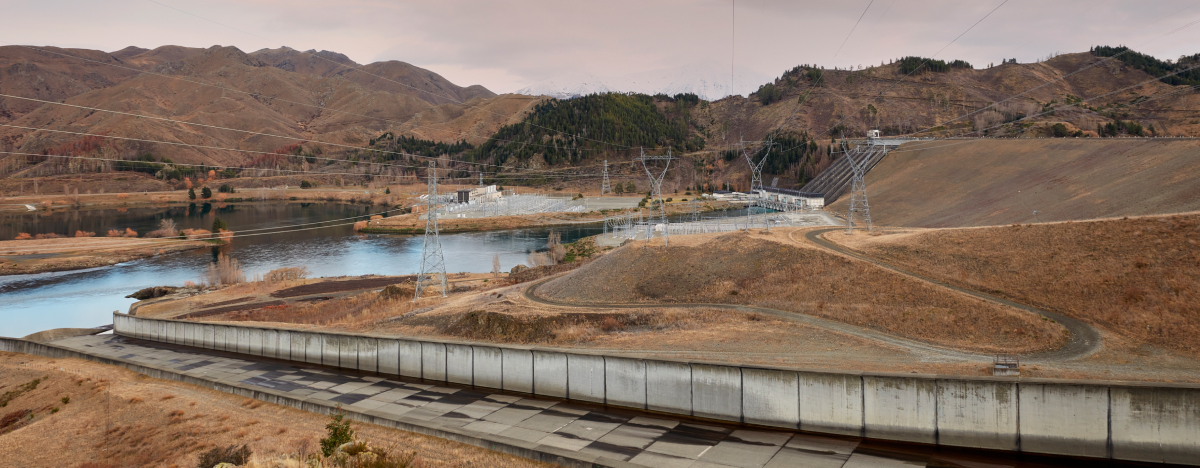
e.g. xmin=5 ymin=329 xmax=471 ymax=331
xmin=414 ymin=161 xmax=448 ymax=299
xmin=601 ymin=160 xmax=610 ymax=195
xmin=635 ymin=148 xmax=674 ymax=247
xmin=741 ymin=140 xmax=770 ymax=194
xmin=841 ymin=137 xmax=874 ymax=234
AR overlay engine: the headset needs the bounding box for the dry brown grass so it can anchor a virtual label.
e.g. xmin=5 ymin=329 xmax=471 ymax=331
xmin=207 ymin=291 xmax=426 ymax=328
xmin=431 ymin=307 xmax=763 ymax=345
xmin=852 ymin=214 xmax=1200 ymax=354
xmin=0 ymin=353 xmax=550 ymax=468
xmin=541 ymin=231 xmax=1067 ymax=353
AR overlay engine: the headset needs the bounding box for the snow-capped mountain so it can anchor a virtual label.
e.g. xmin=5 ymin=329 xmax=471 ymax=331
xmin=515 ymin=62 xmax=772 ymax=101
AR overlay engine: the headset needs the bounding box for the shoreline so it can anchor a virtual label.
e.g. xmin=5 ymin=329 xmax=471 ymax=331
xmin=0 ymin=237 xmax=221 ymax=276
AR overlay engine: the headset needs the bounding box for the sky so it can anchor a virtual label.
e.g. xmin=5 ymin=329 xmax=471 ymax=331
xmin=4 ymin=0 xmax=1200 ymax=95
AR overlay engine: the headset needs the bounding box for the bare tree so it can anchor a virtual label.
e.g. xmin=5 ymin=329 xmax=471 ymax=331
xmin=492 ymin=253 xmax=502 ymax=277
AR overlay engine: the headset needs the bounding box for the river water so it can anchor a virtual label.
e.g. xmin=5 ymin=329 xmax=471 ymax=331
xmin=0 ymin=202 xmax=771 ymax=338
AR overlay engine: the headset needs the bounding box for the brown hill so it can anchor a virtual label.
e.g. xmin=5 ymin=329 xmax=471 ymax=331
xmin=709 ymin=52 xmax=1200 ymax=146
xmin=0 ymin=44 xmax=533 ymax=179
xmin=827 ymin=139 xmax=1200 ymax=227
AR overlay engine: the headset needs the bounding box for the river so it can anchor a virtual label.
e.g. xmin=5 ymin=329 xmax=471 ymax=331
xmin=0 ymin=201 xmax=771 ymax=338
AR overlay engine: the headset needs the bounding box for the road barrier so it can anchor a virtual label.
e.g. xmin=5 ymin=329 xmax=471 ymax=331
xmin=34 ymin=313 xmax=1197 ymax=464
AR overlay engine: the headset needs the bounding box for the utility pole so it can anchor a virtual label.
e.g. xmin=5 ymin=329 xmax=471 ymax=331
xmin=601 ymin=160 xmax=610 ymax=195
xmin=636 ymin=148 xmax=675 ymax=247
xmin=415 ymin=161 xmax=448 ymax=299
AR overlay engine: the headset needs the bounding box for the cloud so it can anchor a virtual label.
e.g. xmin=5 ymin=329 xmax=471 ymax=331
xmin=5 ymin=0 xmax=1199 ymax=94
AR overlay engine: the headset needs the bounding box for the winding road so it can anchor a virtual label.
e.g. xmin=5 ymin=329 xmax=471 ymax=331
xmin=523 ymin=227 xmax=1101 ymax=363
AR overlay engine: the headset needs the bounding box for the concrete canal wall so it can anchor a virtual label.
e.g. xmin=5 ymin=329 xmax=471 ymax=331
xmin=99 ymin=313 xmax=1200 ymax=465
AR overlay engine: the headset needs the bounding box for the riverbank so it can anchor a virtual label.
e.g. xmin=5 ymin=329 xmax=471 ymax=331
xmin=0 ymin=237 xmax=216 ymax=275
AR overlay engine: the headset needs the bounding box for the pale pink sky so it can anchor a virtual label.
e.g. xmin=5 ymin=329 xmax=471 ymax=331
xmin=5 ymin=0 xmax=1200 ymax=94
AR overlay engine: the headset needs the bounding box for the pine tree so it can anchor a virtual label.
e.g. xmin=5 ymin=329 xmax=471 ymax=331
xmin=188 ymin=188 xmax=196 ymax=200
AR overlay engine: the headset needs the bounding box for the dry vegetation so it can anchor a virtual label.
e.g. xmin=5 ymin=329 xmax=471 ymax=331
xmin=0 ymin=353 xmax=551 ymax=468
xmin=847 ymin=214 xmax=1200 ymax=354
xmin=540 ymin=231 xmax=1067 ymax=353
xmin=0 ymin=236 xmax=211 ymax=275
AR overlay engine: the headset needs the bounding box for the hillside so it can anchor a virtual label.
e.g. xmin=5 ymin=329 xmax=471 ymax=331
xmin=827 ymin=139 xmax=1200 ymax=227
xmin=1 ymin=44 xmax=1198 ymax=195
xmin=0 ymin=44 xmax=524 ymax=177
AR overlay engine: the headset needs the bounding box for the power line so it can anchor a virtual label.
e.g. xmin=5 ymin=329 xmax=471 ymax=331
xmin=144 ymin=0 xmax=634 ymax=151
xmin=10 ymin=45 xmax=615 ymax=164
xmin=0 ymin=150 xmax=604 ymax=182
xmin=0 ymin=93 xmax=588 ymax=177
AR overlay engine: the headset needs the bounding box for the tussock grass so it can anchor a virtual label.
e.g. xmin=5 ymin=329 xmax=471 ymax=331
xmin=857 ymin=214 xmax=1200 ymax=353
xmin=542 ymin=232 xmax=1066 ymax=353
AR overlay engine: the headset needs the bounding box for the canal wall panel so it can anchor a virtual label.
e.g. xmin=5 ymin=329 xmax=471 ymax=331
xmin=107 ymin=314 xmax=1200 ymax=464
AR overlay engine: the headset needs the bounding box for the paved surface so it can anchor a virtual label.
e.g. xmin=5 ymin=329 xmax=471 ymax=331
xmin=42 ymin=334 xmax=1130 ymax=468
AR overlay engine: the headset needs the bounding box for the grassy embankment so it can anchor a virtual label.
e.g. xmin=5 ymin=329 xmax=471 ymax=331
xmin=0 ymin=352 xmax=552 ymax=468
xmin=839 ymin=213 xmax=1200 ymax=355
xmin=0 ymin=237 xmax=217 ymax=275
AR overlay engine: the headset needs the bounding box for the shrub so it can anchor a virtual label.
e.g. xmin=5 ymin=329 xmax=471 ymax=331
xmin=195 ymin=444 xmax=252 ymax=468
xmin=211 ymin=217 xmax=227 ymax=232
xmin=105 ymin=229 xmax=135 ymax=238
xmin=14 ymin=233 xmax=31 ymax=240
xmin=206 ymin=252 xmax=245 ymax=286
xmin=321 ymin=411 xmax=355 ymax=457
xmin=353 ymin=220 xmax=368 ymax=231
xmin=300 ymin=180 xmax=314 ymax=189
xmin=181 ymin=228 xmax=212 ymax=240
xmin=218 ymin=184 xmax=235 ymax=193
xmin=201 ymin=186 xmax=212 ymax=199
xmin=74 ymin=230 xmax=96 ymax=238
xmin=146 ymin=219 xmax=178 ymax=238
xmin=33 ymin=233 xmax=64 ymax=240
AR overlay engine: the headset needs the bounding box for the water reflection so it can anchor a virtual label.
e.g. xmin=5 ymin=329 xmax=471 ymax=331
xmin=0 ymin=202 xmax=767 ymax=337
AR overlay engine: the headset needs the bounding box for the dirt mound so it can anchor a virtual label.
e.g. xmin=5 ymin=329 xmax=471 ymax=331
xmin=851 ymin=213 xmax=1200 ymax=354
xmin=270 ymin=276 xmax=415 ymax=298
xmin=541 ymin=231 xmax=1067 ymax=353
xmin=832 ymin=139 xmax=1200 ymax=228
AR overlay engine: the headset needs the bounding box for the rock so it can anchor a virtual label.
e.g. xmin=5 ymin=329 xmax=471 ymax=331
xmin=125 ymin=286 xmax=179 ymax=300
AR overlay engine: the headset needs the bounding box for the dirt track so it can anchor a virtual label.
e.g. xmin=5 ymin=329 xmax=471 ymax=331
xmin=523 ymin=227 xmax=1102 ymax=363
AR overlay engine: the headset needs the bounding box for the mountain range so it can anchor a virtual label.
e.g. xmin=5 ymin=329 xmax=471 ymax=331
xmin=515 ymin=63 xmax=772 ymax=100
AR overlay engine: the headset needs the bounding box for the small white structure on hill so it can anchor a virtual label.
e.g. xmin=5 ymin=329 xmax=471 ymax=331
xmin=456 ymin=185 xmax=502 ymax=204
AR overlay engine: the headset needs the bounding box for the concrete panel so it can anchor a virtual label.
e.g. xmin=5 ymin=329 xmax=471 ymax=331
xmin=604 ymin=357 xmax=646 ymax=409
xmin=337 ymin=335 xmax=357 ymax=369
xmin=184 ymin=322 xmax=198 ymax=347
xmin=150 ymin=320 xmax=161 ymax=341
xmin=248 ymin=328 xmax=264 ymax=356
xmin=692 ymin=364 xmax=742 ymax=422
xmin=533 ymin=351 xmax=567 ymax=398
xmin=743 ymin=368 xmax=800 ymax=429
xmin=1111 ymin=386 xmax=1200 ymax=464
xmin=799 ymin=372 xmax=863 ymax=437
xmin=397 ymin=340 xmax=422 ymax=378
xmin=275 ymin=330 xmax=290 ymax=361
xmin=290 ymin=331 xmax=309 ymax=362
xmin=262 ymin=329 xmax=279 ymax=359
xmin=647 ymin=360 xmax=691 ymax=414
xmin=936 ymin=379 xmax=1018 ymax=451
xmin=1018 ymin=383 xmax=1109 ymax=458
xmin=422 ymin=342 xmax=447 ymax=381
xmin=202 ymin=324 xmax=215 ymax=349
xmin=567 ymin=354 xmax=605 ymax=404
xmin=355 ymin=337 xmax=377 ymax=372
xmin=171 ymin=322 xmax=182 ymax=344
xmin=501 ymin=348 xmax=533 ymax=394
xmin=473 ymin=346 xmax=503 ymax=390
xmin=302 ymin=332 xmax=322 ymax=365
xmin=322 ymin=334 xmax=340 ymax=367
xmin=446 ymin=344 xmax=473 ymax=385
xmin=213 ymin=325 xmax=227 ymax=351
xmin=236 ymin=327 xmax=251 ymax=354
xmin=863 ymin=376 xmax=936 ymax=444
xmin=377 ymin=339 xmax=399 ymax=375
xmin=164 ymin=322 xmax=175 ymax=344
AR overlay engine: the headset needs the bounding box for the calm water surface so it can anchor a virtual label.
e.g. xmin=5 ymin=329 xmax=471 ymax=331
xmin=0 ymin=202 xmax=770 ymax=338
xmin=0 ymin=202 xmax=610 ymax=338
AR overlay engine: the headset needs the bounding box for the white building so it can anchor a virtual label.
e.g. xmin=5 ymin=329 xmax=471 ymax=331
xmin=757 ymin=187 xmax=825 ymax=209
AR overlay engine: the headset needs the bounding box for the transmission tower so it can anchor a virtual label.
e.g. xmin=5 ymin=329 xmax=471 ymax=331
xmin=842 ymin=138 xmax=874 ymax=234
xmin=601 ymin=160 xmax=610 ymax=195
xmin=741 ymin=140 xmax=770 ymax=194
xmin=636 ymin=148 xmax=674 ymax=247
xmin=414 ymin=161 xmax=448 ymax=299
